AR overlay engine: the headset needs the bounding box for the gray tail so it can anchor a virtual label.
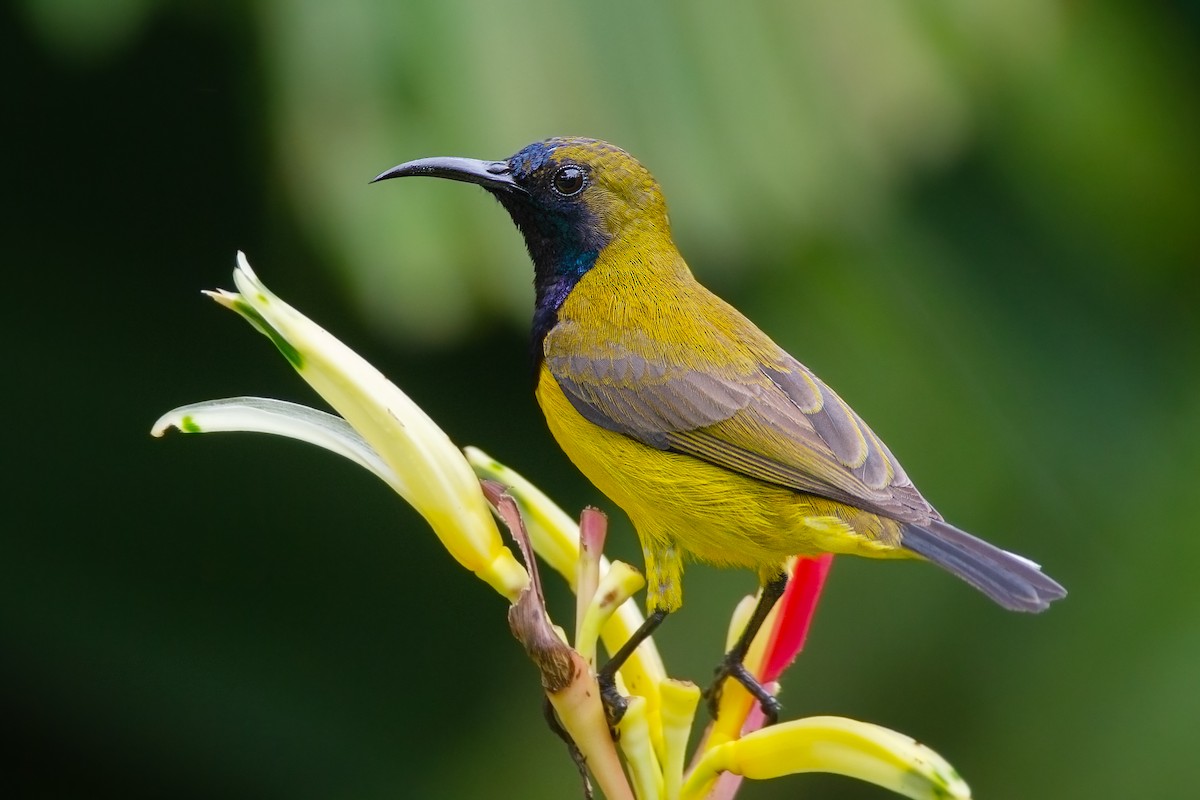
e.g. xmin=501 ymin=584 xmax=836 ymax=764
xmin=901 ymin=520 xmax=1066 ymax=612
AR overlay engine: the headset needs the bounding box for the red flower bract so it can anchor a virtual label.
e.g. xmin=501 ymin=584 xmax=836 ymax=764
xmin=762 ymin=555 xmax=833 ymax=684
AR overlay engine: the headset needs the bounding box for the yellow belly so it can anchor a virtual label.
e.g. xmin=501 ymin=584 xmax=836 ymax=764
xmin=535 ymin=365 xmax=908 ymax=611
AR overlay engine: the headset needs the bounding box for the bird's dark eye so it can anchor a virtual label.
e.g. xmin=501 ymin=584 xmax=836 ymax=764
xmin=552 ymin=165 xmax=586 ymax=196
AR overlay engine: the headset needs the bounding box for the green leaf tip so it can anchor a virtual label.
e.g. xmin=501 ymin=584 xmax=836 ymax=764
xmin=229 ymin=298 xmax=304 ymax=370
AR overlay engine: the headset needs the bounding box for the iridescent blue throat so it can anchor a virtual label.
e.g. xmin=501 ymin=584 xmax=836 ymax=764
xmin=530 ymin=246 xmax=599 ymax=355
xmin=492 ymin=194 xmax=608 ymax=375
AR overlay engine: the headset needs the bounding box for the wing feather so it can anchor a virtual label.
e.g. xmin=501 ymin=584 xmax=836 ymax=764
xmin=545 ymin=319 xmax=936 ymax=523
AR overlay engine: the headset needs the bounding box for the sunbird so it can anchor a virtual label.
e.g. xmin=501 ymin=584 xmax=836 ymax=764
xmin=374 ymin=137 xmax=1066 ymax=722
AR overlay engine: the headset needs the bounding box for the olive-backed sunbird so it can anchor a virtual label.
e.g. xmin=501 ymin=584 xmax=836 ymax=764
xmin=374 ymin=137 xmax=1066 ymax=722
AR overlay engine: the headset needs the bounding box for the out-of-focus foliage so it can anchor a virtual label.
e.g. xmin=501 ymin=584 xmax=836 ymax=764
xmin=5 ymin=1 xmax=1199 ymax=799
xmin=27 ymin=1 xmax=1197 ymax=345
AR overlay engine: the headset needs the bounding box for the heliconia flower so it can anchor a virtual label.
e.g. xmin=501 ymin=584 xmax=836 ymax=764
xmin=482 ymin=481 xmax=635 ymax=800
xmin=682 ymin=715 xmax=971 ymax=800
xmin=152 ymin=253 xmax=528 ymax=599
xmin=576 ymin=507 xmax=608 ymax=658
xmin=155 ymin=254 xmax=975 ymax=800
xmin=467 ymin=446 xmax=669 ymax=750
xmin=707 ymin=554 xmax=833 ymax=750
xmin=761 ymin=555 xmax=833 ymax=684
xmin=659 ymin=679 xmax=702 ymax=800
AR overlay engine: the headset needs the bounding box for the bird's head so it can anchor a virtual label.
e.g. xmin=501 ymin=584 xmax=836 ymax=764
xmin=374 ymin=137 xmax=671 ymax=300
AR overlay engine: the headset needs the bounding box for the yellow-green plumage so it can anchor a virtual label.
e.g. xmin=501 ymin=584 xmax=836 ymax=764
xmin=537 ymin=250 xmax=907 ymax=613
xmin=374 ymin=136 xmax=1065 ymax=623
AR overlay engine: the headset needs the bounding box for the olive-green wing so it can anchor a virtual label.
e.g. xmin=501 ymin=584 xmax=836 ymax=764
xmin=544 ymin=321 xmax=937 ymax=524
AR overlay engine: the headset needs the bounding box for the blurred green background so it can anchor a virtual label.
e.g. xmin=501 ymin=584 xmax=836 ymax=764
xmin=4 ymin=1 xmax=1198 ymax=798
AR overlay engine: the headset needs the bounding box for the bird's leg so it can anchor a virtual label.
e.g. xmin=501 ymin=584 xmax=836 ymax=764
xmin=705 ymin=571 xmax=789 ymax=724
xmin=596 ymin=608 xmax=668 ymax=726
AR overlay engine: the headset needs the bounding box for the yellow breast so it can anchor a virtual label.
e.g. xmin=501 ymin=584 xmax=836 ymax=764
xmin=535 ymin=363 xmax=907 ymax=608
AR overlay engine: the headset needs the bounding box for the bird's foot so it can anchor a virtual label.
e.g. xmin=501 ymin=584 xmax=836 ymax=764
xmin=598 ymin=669 xmax=628 ymax=734
xmin=704 ymin=655 xmax=781 ymax=725
xmin=594 ymin=608 xmax=669 ymax=735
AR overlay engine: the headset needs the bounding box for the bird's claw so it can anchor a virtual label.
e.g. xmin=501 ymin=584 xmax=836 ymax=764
xmin=705 ymin=656 xmax=781 ymax=725
xmin=599 ymin=671 xmax=628 ymax=735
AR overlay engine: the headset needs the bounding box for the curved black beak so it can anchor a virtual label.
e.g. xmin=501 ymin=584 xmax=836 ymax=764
xmin=371 ymin=156 xmax=523 ymax=193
